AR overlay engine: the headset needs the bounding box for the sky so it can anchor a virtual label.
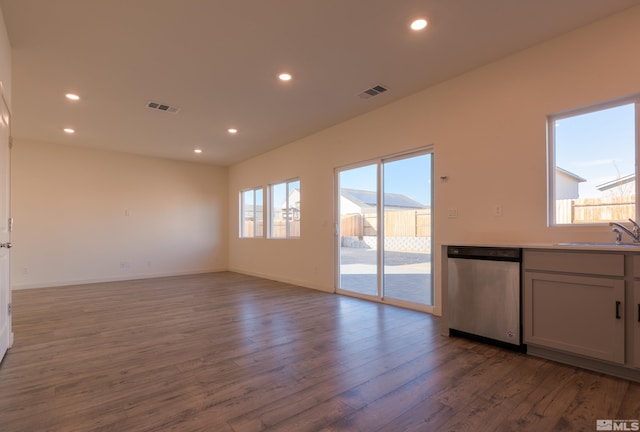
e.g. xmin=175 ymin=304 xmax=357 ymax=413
xmin=338 ymin=153 xmax=432 ymax=206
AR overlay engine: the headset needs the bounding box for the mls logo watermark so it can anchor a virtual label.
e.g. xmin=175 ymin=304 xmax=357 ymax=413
xmin=597 ymin=419 xmax=640 ymax=431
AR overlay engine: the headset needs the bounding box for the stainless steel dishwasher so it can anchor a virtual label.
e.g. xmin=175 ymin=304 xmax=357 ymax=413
xmin=447 ymin=246 xmax=524 ymax=350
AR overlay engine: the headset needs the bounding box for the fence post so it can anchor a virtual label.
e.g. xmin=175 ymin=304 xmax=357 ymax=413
xmin=571 ymin=200 xmax=575 ymax=223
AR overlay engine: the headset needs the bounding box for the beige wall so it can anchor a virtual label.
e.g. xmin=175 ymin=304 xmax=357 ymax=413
xmin=228 ymin=6 xmax=640 ymax=315
xmin=11 ymin=140 xmax=228 ymax=288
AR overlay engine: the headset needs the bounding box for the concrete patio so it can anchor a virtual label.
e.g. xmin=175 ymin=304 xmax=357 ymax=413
xmin=339 ymin=247 xmax=432 ymax=305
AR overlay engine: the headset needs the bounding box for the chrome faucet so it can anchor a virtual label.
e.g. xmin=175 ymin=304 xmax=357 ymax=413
xmin=611 ymin=228 xmax=622 ymax=244
xmin=609 ymin=218 xmax=640 ymax=243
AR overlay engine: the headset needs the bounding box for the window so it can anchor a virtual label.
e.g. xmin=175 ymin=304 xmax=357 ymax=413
xmin=269 ymin=178 xmax=300 ymax=238
xmin=549 ymin=96 xmax=638 ymax=225
xmin=239 ymin=187 xmax=263 ymax=237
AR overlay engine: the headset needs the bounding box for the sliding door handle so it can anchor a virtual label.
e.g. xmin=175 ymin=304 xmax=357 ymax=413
xmin=615 ymin=301 xmax=622 ymax=320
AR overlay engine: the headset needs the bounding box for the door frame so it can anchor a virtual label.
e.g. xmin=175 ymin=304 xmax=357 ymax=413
xmin=334 ymin=146 xmax=434 ymax=313
xmin=0 ymin=87 xmax=12 ymax=363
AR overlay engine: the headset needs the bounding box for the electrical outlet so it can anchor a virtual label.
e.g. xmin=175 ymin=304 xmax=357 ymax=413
xmin=447 ymin=208 xmax=458 ymax=218
xmin=494 ymin=205 xmax=503 ymax=217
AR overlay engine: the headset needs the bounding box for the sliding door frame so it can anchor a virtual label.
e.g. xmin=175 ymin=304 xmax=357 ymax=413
xmin=334 ymin=146 xmax=434 ymax=314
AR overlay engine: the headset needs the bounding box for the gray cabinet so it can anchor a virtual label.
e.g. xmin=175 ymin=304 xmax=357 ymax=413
xmin=524 ymin=272 xmax=625 ymax=363
xmin=633 ymin=255 xmax=640 ymax=370
xmin=524 ymin=250 xmax=626 ymax=365
xmin=634 ymin=282 xmax=640 ymax=369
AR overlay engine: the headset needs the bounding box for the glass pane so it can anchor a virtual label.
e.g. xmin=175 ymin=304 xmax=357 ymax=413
xmin=288 ymin=179 xmax=300 ymax=237
xmin=554 ymin=103 xmax=636 ymax=224
xmin=270 ymin=182 xmax=287 ymax=238
xmin=382 ymin=154 xmax=433 ymax=305
xmin=241 ymin=190 xmax=254 ymax=238
xmin=255 ymin=188 xmax=263 ymax=237
xmin=338 ymin=164 xmax=378 ymax=296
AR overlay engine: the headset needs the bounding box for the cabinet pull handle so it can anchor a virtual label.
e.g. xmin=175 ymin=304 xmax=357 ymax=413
xmin=615 ymin=301 xmax=621 ymax=319
xmin=637 ymin=304 xmax=640 ymax=323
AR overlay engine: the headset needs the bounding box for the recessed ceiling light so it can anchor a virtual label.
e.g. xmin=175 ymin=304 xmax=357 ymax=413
xmin=278 ymin=73 xmax=292 ymax=81
xmin=194 ymin=149 xmax=203 ymax=154
xmin=410 ymin=19 xmax=428 ymax=31
xmin=63 ymin=128 xmax=75 ymax=134
xmin=228 ymin=128 xmax=238 ymax=134
xmin=65 ymin=93 xmax=80 ymax=101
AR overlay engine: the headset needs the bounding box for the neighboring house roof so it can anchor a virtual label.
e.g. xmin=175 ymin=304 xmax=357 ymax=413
xmin=556 ymin=167 xmax=587 ymax=183
xmin=341 ymin=188 xmax=427 ymax=210
xmin=280 ymin=188 xmax=300 ymax=209
xmin=595 ymin=173 xmax=635 ymax=191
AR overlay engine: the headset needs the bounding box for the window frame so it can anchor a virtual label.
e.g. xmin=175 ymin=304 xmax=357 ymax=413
xmin=239 ymin=186 xmax=264 ymax=238
xmin=268 ymin=177 xmax=301 ymax=239
xmin=547 ymin=94 xmax=640 ymax=226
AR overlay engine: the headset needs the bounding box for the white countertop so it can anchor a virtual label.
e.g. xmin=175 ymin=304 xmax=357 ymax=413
xmin=443 ymin=242 xmax=640 ymax=252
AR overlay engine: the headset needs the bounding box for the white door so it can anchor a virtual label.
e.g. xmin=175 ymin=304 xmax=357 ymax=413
xmin=0 ymin=91 xmax=11 ymax=363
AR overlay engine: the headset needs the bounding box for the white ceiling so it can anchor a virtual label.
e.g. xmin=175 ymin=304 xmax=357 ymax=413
xmin=1 ymin=0 xmax=639 ymax=166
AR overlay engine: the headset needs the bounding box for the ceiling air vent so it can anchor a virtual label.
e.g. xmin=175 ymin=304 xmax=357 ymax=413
xmin=358 ymin=84 xmax=389 ymax=99
xmin=146 ymin=101 xmax=181 ymax=113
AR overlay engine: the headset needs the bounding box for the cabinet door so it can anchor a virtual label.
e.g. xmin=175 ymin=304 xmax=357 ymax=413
xmin=524 ymin=272 xmax=625 ymax=364
xmin=635 ymin=282 xmax=640 ymax=369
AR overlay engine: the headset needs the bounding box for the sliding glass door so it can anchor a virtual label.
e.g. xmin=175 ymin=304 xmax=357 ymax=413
xmin=337 ymin=164 xmax=378 ymax=297
xmin=382 ymin=154 xmax=432 ymax=305
xmin=336 ymin=150 xmax=433 ymax=308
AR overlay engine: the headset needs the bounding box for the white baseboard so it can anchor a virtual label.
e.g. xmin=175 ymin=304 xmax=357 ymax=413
xmin=11 ymin=267 xmax=229 ymax=290
xmin=227 ymin=267 xmax=333 ymax=293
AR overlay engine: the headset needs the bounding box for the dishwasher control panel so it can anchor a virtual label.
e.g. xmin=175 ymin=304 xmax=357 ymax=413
xmin=447 ymin=246 xmax=521 ymax=262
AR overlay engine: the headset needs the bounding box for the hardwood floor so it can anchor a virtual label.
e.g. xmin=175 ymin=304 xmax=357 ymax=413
xmin=0 ymin=272 xmax=638 ymax=431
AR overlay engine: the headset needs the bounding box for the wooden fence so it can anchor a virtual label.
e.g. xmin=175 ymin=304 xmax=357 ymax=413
xmin=271 ymin=221 xmax=300 ymax=237
xmin=340 ymin=209 xmax=431 ymax=237
xmin=241 ymin=221 xmax=263 ymax=237
xmin=243 ymin=220 xmax=299 ymax=237
xmin=244 ymin=209 xmax=430 ymax=237
xmin=556 ymin=196 xmax=635 ymax=224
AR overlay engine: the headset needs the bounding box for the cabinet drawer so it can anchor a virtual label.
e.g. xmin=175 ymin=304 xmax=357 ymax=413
xmin=524 ymin=250 xmax=624 ymax=277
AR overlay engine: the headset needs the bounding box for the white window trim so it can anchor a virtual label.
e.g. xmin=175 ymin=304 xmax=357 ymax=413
xmin=547 ymin=94 xmax=640 ymax=226
xmin=268 ymin=177 xmax=300 ymax=239
xmin=239 ymin=186 xmax=264 ymax=238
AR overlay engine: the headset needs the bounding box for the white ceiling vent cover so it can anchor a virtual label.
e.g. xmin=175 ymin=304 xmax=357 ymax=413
xmin=358 ymin=85 xmax=389 ymax=99
xmin=146 ymin=101 xmax=181 ymax=113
